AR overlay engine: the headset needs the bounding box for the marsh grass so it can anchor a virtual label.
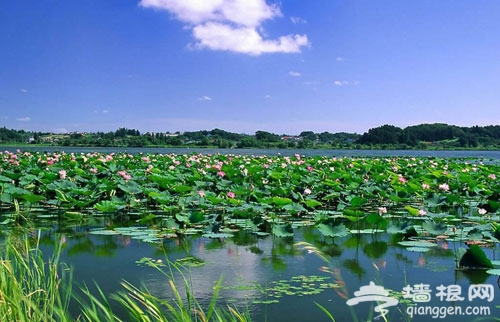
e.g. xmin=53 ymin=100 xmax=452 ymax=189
xmin=0 ymin=232 xmax=72 ymax=321
xmin=0 ymin=232 xmax=250 ymax=321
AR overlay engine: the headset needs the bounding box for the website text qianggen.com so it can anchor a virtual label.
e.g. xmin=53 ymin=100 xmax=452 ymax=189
xmin=407 ymin=304 xmax=490 ymax=319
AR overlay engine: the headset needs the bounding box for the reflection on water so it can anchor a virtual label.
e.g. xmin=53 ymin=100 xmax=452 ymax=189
xmin=8 ymin=222 xmax=496 ymax=321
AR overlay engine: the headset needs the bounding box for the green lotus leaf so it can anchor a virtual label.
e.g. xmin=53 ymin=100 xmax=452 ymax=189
xmin=317 ymin=223 xmax=350 ymax=238
xmin=272 ymin=223 xmax=294 ymax=237
xmin=349 ymin=196 xmax=367 ymax=207
xmin=405 ymin=206 xmax=420 ymax=216
xmin=172 ymin=185 xmax=193 ymax=194
xmin=175 ymin=256 xmax=205 ymax=267
xmin=387 ymin=221 xmax=413 ymax=234
xmin=305 ymin=199 xmax=322 ymax=208
xmin=202 ymin=232 xmax=234 ymax=238
xmin=283 ymin=203 xmax=306 ymax=214
xmin=365 ymin=213 xmax=385 ymax=225
xmin=0 ymin=174 xmax=13 ymax=182
xmin=118 ymin=182 xmax=143 ymax=194
xmin=272 ymin=197 xmax=293 ymax=206
xmin=406 ymin=247 xmax=432 ymax=252
xmin=21 ymin=193 xmax=45 ymax=204
xmin=89 ymin=229 xmax=120 ymax=235
xmin=94 ymin=200 xmax=123 ymax=213
xmin=486 ymin=269 xmax=500 ymax=276
xmin=398 ymin=241 xmax=437 ymax=247
xmin=4 ymin=186 xmax=31 ymax=197
xmin=459 ymin=245 xmax=494 ymax=269
xmin=422 ymin=220 xmax=448 ymax=236
xmin=350 ymin=229 xmax=385 ymax=234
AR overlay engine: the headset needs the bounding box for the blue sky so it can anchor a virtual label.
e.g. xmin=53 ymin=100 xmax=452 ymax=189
xmin=1 ymin=0 xmax=499 ymax=135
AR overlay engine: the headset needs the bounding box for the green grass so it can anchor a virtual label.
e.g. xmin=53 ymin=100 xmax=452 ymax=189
xmin=0 ymin=232 xmax=72 ymax=321
xmin=0 ymin=232 xmax=251 ymax=322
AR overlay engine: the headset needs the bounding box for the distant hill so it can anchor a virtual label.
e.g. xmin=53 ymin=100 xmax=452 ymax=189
xmin=1 ymin=123 xmax=500 ymax=149
xmin=356 ymin=123 xmax=500 ymax=148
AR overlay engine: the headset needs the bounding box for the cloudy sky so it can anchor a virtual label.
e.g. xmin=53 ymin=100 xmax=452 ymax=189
xmin=1 ymin=0 xmax=499 ymax=134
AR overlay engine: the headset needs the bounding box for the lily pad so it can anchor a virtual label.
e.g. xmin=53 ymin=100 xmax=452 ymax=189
xmin=89 ymin=229 xmax=121 ymax=235
xmin=406 ymin=247 xmax=432 ymax=252
xmin=202 ymin=232 xmax=234 ymax=238
xmin=398 ymin=241 xmax=437 ymax=248
xmin=486 ymin=269 xmax=500 ymax=276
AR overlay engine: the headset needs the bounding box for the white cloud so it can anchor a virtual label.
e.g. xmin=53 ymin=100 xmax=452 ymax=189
xmin=192 ymin=22 xmax=308 ymax=55
xmin=199 ymin=95 xmax=213 ymax=101
xmin=140 ymin=0 xmax=280 ymax=26
xmin=19 ymin=88 xmax=28 ymax=93
xmin=336 ymin=56 xmax=344 ymax=62
xmin=139 ymin=0 xmax=309 ymax=55
xmin=16 ymin=116 xmax=31 ymax=122
xmin=94 ymin=109 xmax=110 ymax=114
xmin=290 ymin=16 xmax=307 ymax=24
xmin=289 ymin=71 xmax=301 ymax=77
xmin=333 ymin=80 xmax=360 ymax=87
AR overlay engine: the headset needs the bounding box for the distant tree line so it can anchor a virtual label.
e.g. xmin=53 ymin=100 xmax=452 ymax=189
xmin=1 ymin=123 xmax=500 ymax=149
xmin=356 ymin=123 xmax=500 ymax=149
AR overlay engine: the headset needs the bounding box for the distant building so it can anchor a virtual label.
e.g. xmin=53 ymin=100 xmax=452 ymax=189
xmin=281 ymin=135 xmax=301 ymax=142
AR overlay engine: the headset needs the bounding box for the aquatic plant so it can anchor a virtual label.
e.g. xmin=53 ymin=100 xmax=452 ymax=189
xmin=2 ymin=150 xmax=500 ymax=278
xmin=0 ymin=232 xmax=251 ymax=321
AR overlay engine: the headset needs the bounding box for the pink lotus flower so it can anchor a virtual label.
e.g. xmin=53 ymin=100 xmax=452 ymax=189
xmin=418 ymin=209 xmax=427 ymax=216
xmin=307 ymin=166 xmax=314 ymax=172
xmin=198 ymin=190 xmax=205 ymax=198
xmin=398 ymin=175 xmax=407 ymax=183
xmin=217 ymin=171 xmax=225 ymax=177
xmin=378 ymin=207 xmax=387 ymax=215
xmin=438 ymin=183 xmax=449 ymax=191
xmin=59 ymin=170 xmax=67 ymax=180
xmin=227 ymin=191 xmax=235 ymax=198
xmin=304 ymin=188 xmax=312 ymax=195
xmin=488 ymin=174 xmax=496 ymax=180
xmin=90 ymin=168 xmax=98 ymax=174
xmin=422 ymin=183 xmax=430 ymax=190
xmin=117 ymin=170 xmax=131 ymax=181
xmin=478 ymin=208 xmax=487 ymax=215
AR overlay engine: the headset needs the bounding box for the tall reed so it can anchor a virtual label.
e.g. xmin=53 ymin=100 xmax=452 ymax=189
xmin=0 ymin=232 xmax=251 ymax=321
xmin=0 ymin=232 xmax=72 ymax=321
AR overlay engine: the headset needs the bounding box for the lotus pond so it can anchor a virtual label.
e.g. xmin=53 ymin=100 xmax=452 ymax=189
xmin=2 ymin=149 xmax=500 ymax=321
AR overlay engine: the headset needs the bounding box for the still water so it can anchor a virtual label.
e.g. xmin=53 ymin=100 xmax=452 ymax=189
xmin=28 ymin=221 xmax=499 ymax=322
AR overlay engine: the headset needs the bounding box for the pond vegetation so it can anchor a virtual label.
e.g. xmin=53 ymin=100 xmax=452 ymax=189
xmin=1 ymin=150 xmax=500 ymax=320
